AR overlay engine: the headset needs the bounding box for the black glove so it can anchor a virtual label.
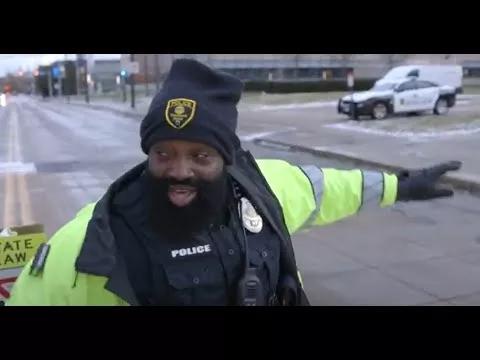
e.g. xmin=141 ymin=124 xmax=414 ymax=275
xmin=396 ymin=161 xmax=462 ymax=201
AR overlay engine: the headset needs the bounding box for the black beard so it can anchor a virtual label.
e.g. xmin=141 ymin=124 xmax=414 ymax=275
xmin=143 ymin=168 xmax=229 ymax=241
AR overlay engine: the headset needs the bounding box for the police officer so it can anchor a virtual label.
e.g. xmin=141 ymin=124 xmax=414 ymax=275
xmin=7 ymin=59 xmax=461 ymax=306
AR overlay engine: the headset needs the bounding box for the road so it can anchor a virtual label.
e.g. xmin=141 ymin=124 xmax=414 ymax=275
xmin=2 ymin=95 xmax=480 ymax=305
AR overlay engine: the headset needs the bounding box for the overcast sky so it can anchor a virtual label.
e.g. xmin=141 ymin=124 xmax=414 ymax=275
xmin=0 ymin=54 xmax=121 ymax=76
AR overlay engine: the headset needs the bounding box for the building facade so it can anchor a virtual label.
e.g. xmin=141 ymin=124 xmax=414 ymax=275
xmin=127 ymin=54 xmax=480 ymax=84
xmin=92 ymin=59 xmax=121 ymax=93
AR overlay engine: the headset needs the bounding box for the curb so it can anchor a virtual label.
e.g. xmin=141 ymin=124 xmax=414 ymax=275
xmin=64 ymin=101 xmax=145 ymax=120
xmin=254 ymin=138 xmax=480 ymax=195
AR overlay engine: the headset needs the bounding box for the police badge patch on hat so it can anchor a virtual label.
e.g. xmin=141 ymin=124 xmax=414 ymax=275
xmin=240 ymin=197 xmax=263 ymax=233
xmin=165 ymin=98 xmax=197 ymax=129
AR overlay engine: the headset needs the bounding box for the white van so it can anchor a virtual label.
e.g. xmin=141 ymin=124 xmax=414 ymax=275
xmin=376 ymin=65 xmax=463 ymax=93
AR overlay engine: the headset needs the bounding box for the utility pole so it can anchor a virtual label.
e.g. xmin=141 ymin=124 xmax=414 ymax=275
xmin=84 ymin=58 xmax=90 ymax=104
xmin=64 ymin=54 xmax=70 ymax=103
xmin=47 ymin=68 xmax=53 ymax=98
xmin=122 ymin=76 xmax=127 ymax=103
xmin=130 ymin=54 xmax=135 ymax=109
xmin=144 ymin=55 xmax=149 ymax=96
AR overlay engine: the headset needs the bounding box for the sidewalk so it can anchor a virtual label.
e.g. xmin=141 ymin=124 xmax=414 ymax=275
xmin=57 ymin=92 xmax=480 ymax=115
xmin=60 ymin=95 xmax=153 ymax=118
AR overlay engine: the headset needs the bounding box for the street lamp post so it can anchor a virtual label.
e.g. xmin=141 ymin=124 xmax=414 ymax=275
xmin=47 ymin=68 xmax=53 ymax=98
xmin=122 ymin=76 xmax=127 ymax=103
xmin=347 ymin=68 xmax=355 ymax=120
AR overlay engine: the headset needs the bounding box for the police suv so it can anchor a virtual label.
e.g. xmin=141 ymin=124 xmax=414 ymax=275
xmin=337 ymin=77 xmax=457 ymax=120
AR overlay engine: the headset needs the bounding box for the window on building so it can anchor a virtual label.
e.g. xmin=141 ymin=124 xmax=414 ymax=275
xmin=297 ymin=68 xmax=322 ymax=79
xmin=464 ymin=67 xmax=480 ymax=78
xmin=283 ymin=68 xmax=296 ymax=79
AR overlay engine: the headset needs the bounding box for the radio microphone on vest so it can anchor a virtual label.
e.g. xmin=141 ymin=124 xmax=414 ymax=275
xmin=231 ymin=181 xmax=265 ymax=306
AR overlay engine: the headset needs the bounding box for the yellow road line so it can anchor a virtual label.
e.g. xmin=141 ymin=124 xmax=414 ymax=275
xmin=2 ymin=103 xmax=34 ymax=228
xmin=12 ymin=104 xmax=34 ymax=225
xmin=3 ymin=172 xmax=15 ymax=227
xmin=3 ymin=106 xmax=16 ymax=227
xmin=13 ymin=106 xmax=33 ymax=224
xmin=18 ymin=174 xmax=33 ymax=225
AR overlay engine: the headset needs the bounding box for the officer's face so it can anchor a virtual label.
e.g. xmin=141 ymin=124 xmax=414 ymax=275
xmin=148 ymin=140 xmax=225 ymax=208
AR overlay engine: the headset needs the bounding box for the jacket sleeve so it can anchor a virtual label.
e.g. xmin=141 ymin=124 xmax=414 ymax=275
xmin=256 ymin=159 xmax=398 ymax=235
xmin=6 ymin=203 xmax=96 ymax=306
xmin=5 ymin=258 xmax=56 ymax=305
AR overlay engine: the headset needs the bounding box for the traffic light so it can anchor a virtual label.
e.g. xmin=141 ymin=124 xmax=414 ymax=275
xmin=52 ymin=66 xmax=61 ymax=78
xmin=120 ymin=70 xmax=127 ymax=77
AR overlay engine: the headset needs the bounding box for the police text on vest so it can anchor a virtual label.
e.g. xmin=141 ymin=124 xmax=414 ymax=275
xmin=171 ymin=245 xmax=212 ymax=258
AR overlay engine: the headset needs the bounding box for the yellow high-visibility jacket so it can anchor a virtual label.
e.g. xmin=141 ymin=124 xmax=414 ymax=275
xmin=7 ymin=159 xmax=397 ymax=306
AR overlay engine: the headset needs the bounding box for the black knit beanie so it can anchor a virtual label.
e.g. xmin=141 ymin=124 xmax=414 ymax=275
xmin=140 ymin=58 xmax=244 ymax=164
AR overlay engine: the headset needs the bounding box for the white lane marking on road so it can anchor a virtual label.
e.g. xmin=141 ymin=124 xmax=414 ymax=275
xmin=0 ymin=162 xmax=37 ymax=174
xmin=254 ymin=140 xmax=292 ymax=151
xmin=324 ymin=122 xmax=480 ymax=139
xmin=239 ymin=127 xmax=297 ymax=142
xmin=250 ymin=101 xmax=338 ymax=112
xmin=249 ymin=98 xmax=470 ymax=112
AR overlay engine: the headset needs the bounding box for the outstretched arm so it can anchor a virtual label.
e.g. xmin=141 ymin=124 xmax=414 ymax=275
xmin=257 ymin=159 xmax=461 ymax=235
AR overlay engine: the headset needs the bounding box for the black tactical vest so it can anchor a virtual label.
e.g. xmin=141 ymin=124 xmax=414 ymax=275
xmin=112 ymin=207 xmax=281 ymax=306
xmin=76 ymin=149 xmax=310 ymax=306
xmin=228 ymin=149 xmax=309 ymax=306
xmin=111 ymin=182 xmax=284 ymax=306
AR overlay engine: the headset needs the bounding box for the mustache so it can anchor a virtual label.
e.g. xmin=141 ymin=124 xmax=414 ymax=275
xmin=151 ymin=178 xmax=218 ymax=195
xmin=161 ymin=178 xmax=200 ymax=188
